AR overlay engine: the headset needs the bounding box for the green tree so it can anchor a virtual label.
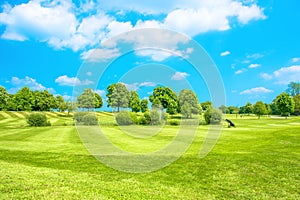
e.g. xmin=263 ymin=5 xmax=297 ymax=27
xmin=275 ymin=92 xmax=295 ymax=118
xmin=218 ymin=105 xmax=226 ymax=114
xmin=129 ymin=91 xmax=141 ymax=112
xmin=140 ymin=99 xmax=149 ymax=113
xmin=150 ymin=86 xmax=179 ymax=114
xmin=31 ymin=90 xmax=56 ymax=111
xmin=6 ymin=94 xmax=17 ymax=111
xmin=77 ymin=89 xmax=103 ymax=111
xmin=0 ymin=86 xmax=9 ymax=110
xmin=293 ymin=94 xmax=300 ymax=115
xmin=201 ymin=101 xmax=213 ymax=111
xmin=286 ymin=82 xmax=300 ymax=97
xmin=106 ymin=83 xmax=130 ymax=112
xmin=178 ymin=89 xmax=199 ymax=118
xmin=14 ymin=87 xmax=33 ymax=111
xmin=204 ymin=108 xmax=222 ymax=124
xmin=270 ymin=101 xmax=279 ymax=115
xmin=56 ymin=95 xmax=67 ymax=112
xmin=253 ymin=101 xmax=267 ymax=119
xmin=244 ymin=102 xmax=253 ymax=115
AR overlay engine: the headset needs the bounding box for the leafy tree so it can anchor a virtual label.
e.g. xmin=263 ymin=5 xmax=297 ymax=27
xmin=149 ymin=86 xmax=179 ymax=114
xmin=0 ymin=86 xmax=9 ymax=111
xmin=140 ymin=99 xmax=149 ymax=113
xmin=77 ymin=89 xmax=103 ymax=111
xmin=293 ymin=94 xmax=300 ymax=115
xmin=31 ymin=90 xmax=56 ymax=111
xmin=106 ymin=83 xmax=130 ymax=112
xmin=66 ymin=101 xmax=76 ymax=116
xmin=201 ymin=101 xmax=212 ymax=111
xmin=275 ymin=92 xmax=295 ymax=118
xmin=286 ymin=82 xmax=300 ymax=97
xmin=56 ymin=95 xmax=67 ymax=112
xmin=265 ymin=103 xmax=272 ymax=116
xmin=270 ymin=101 xmax=279 ymax=115
xmin=178 ymin=89 xmax=199 ymax=118
xmin=129 ymin=91 xmax=141 ymax=112
xmin=218 ymin=105 xmax=226 ymax=114
xmin=253 ymin=101 xmax=267 ymax=119
xmin=244 ymin=102 xmax=253 ymax=115
xmin=14 ymin=87 xmax=33 ymax=111
xmin=6 ymin=94 xmax=17 ymax=111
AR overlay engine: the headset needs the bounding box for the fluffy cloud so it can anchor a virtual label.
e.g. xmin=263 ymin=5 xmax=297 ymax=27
xmin=171 ymin=72 xmax=190 ymax=80
xmin=240 ymin=87 xmax=273 ymax=95
xmin=260 ymin=73 xmax=272 ymax=80
xmin=220 ymin=51 xmax=230 ymax=56
xmin=94 ymin=89 xmax=106 ymax=96
xmin=292 ymin=57 xmax=300 ymax=63
xmin=139 ymin=82 xmax=156 ymax=87
xmin=55 ymin=75 xmax=93 ymax=86
xmin=81 ymin=48 xmax=120 ymax=62
xmin=273 ymin=65 xmax=300 ymax=85
xmin=248 ymin=63 xmax=260 ymax=68
xmin=122 ymin=82 xmax=157 ymax=91
xmin=235 ymin=69 xmax=247 ymax=75
xmin=8 ymin=76 xmax=54 ymax=93
xmin=0 ymin=0 xmax=266 ymax=51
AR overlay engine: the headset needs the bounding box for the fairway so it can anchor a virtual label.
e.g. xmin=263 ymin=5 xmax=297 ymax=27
xmin=0 ymin=112 xmax=299 ymax=199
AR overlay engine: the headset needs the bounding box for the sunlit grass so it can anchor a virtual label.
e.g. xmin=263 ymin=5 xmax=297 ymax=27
xmin=0 ymin=112 xmax=299 ymax=199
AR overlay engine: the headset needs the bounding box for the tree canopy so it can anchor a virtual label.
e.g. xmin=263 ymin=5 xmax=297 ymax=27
xmin=149 ymin=86 xmax=179 ymax=114
xmin=77 ymin=89 xmax=103 ymax=111
xmin=275 ymin=92 xmax=295 ymax=118
xmin=140 ymin=99 xmax=149 ymax=113
xmin=106 ymin=83 xmax=130 ymax=112
xmin=253 ymin=101 xmax=267 ymax=119
xmin=129 ymin=91 xmax=141 ymax=112
xmin=179 ymin=89 xmax=199 ymax=118
xmin=286 ymin=82 xmax=300 ymax=97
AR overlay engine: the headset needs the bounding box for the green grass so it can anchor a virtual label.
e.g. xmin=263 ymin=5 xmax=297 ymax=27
xmin=0 ymin=112 xmax=299 ymax=199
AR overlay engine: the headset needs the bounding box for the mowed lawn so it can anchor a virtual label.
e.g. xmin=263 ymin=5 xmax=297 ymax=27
xmin=0 ymin=112 xmax=299 ymax=199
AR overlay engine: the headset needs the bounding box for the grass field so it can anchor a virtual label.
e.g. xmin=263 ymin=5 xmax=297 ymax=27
xmin=0 ymin=111 xmax=299 ymax=199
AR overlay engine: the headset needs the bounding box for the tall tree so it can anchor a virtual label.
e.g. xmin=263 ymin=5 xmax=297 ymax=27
xmin=253 ymin=101 xmax=267 ymax=119
xmin=286 ymin=82 xmax=300 ymax=97
xmin=0 ymin=86 xmax=9 ymax=111
xmin=106 ymin=83 xmax=130 ymax=112
xmin=140 ymin=99 xmax=149 ymax=113
xmin=149 ymin=86 xmax=179 ymax=114
xmin=56 ymin=95 xmax=67 ymax=112
xmin=218 ymin=105 xmax=226 ymax=114
xmin=293 ymin=94 xmax=300 ymax=115
xmin=178 ymin=89 xmax=199 ymax=118
xmin=31 ymin=90 xmax=56 ymax=111
xmin=129 ymin=91 xmax=141 ymax=112
xmin=14 ymin=87 xmax=33 ymax=111
xmin=77 ymin=88 xmax=103 ymax=111
xmin=275 ymin=92 xmax=295 ymax=118
xmin=244 ymin=102 xmax=253 ymax=115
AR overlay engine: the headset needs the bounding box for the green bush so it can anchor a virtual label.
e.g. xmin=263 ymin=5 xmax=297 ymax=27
xmin=169 ymin=119 xmax=180 ymax=126
xmin=74 ymin=112 xmax=98 ymax=125
xmin=204 ymin=108 xmax=223 ymax=124
xmin=138 ymin=115 xmax=147 ymax=125
xmin=129 ymin=112 xmax=139 ymax=124
xmin=115 ymin=111 xmax=133 ymax=125
xmin=73 ymin=112 xmax=87 ymax=124
xmin=26 ymin=113 xmax=50 ymax=127
xmin=83 ymin=114 xmax=98 ymax=125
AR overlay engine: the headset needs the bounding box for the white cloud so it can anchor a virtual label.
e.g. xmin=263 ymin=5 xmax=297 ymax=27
xmin=8 ymin=76 xmax=54 ymax=94
xmin=220 ymin=51 xmax=230 ymax=56
xmin=248 ymin=63 xmax=260 ymax=68
xmin=86 ymin=71 xmax=92 ymax=76
xmin=139 ymin=82 xmax=156 ymax=87
xmin=246 ymin=53 xmax=264 ymax=59
xmin=81 ymin=48 xmax=120 ymax=62
xmin=0 ymin=0 xmax=266 ymax=51
xmin=171 ymin=72 xmax=190 ymax=80
xmin=292 ymin=57 xmax=300 ymax=63
xmin=235 ymin=69 xmax=247 ymax=75
xmin=62 ymin=95 xmax=72 ymax=101
xmin=260 ymin=73 xmax=272 ymax=80
xmin=55 ymin=75 xmax=93 ymax=86
xmin=240 ymin=87 xmax=273 ymax=95
xmin=273 ymin=65 xmax=300 ymax=85
xmin=122 ymin=82 xmax=139 ymax=91
xmin=94 ymin=89 xmax=106 ymax=96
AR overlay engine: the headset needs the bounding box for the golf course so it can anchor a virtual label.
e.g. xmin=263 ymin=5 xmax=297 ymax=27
xmin=0 ymin=111 xmax=299 ymax=199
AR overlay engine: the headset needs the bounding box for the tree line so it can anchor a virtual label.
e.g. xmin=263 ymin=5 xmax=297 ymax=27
xmin=0 ymin=81 xmax=299 ymax=118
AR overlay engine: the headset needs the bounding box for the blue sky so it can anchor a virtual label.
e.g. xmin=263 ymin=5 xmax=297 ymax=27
xmin=0 ymin=0 xmax=300 ymax=108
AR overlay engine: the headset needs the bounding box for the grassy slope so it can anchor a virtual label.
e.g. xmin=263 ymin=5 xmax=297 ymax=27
xmin=0 ymin=112 xmax=299 ymax=199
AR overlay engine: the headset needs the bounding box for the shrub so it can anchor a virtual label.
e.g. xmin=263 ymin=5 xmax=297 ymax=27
xmin=138 ymin=115 xmax=148 ymax=125
xmin=143 ymin=111 xmax=151 ymax=125
xmin=115 ymin=111 xmax=133 ymax=125
xmin=83 ymin=114 xmax=98 ymax=125
xmin=26 ymin=113 xmax=50 ymax=127
xmin=73 ymin=112 xmax=87 ymax=124
xmin=204 ymin=108 xmax=223 ymax=124
xmin=169 ymin=119 xmax=180 ymax=126
xmin=129 ymin=112 xmax=139 ymax=124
